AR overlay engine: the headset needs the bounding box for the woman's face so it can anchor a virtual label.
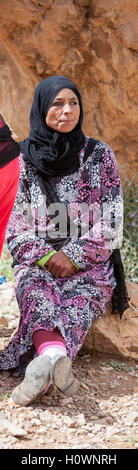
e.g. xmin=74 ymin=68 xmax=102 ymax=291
xmin=45 ymin=88 xmax=80 ymax=133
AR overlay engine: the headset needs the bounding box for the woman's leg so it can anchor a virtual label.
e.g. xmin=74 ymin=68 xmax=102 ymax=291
xmin=12 ymin=327 xmax=79 ymax=406
xmin=59 ymin=268 xmax=114 ymax=360
xmin=8 ymin=261 xmax=113 ymax=406
xmin=32 ymin=328 xmax=79 ymax=397
xmin=10 ymin=263 xmax=79 ymax=406
xmin=32 ymin=327 xmax=66 ymax=357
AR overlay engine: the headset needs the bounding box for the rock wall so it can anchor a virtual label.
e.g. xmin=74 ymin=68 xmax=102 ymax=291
xmin=0 ymin=0 xmax=138 ymax=177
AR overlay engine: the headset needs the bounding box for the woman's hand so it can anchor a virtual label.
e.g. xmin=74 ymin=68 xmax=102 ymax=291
xmin=45 ymin=251 xmax=78 ymax=278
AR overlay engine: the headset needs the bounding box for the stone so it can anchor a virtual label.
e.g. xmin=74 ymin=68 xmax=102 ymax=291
xmin=0 ymin=413 xmax=27 ymax=437
xmin=124 ymin=411 xmax=138 ymax=426
xmin=0 ymin=0 xmax=137 ymax=178
xmin=82 ymin=282 xmax=138 ymax=361
xmin=0 ymin=316 xmax=8 ymax=327
xmin=59 ymin=397 xmax=74 ymax=407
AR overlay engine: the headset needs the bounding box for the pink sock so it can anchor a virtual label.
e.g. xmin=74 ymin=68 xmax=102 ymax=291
xmin=32 ymin=328 xmax=66 ymax=395
xmin=32 ymin=328 xmax=66 ymax=357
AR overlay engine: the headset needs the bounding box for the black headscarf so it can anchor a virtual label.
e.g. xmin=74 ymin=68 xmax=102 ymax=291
xmin=0 ymin=113 xmax=20 ymax=168
xmin=20 ymin=75 xmax=85 ymax=178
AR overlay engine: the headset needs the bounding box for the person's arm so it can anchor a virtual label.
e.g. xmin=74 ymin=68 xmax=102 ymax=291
xmin=6 ymin=156 xmax=58 ymax=267
xmin=61 ymin=144 xmax=123 ymax=269
xmin=0 ymin=113 xmax=20 ymax=168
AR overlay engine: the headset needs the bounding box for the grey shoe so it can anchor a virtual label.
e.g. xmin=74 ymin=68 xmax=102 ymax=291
xmin=12 ymin=355 xmax=51 ymax=406
xmin=51 ymin=355 xmax=79 ymax=397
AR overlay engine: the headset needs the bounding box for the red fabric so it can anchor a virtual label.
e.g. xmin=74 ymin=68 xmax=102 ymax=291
xmin=0 ymin=119 xmax=4 ymax=128
xmin=0 ymin=158 xmax=20 ymax=256
xmin=33 ymin=328 xmax=65 ymax=352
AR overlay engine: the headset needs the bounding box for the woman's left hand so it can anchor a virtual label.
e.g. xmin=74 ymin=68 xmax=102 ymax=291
xmin=45 ymin=251 xmax=78 ymax=278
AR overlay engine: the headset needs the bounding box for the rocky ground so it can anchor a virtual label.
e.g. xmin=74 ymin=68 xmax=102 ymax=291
xmin=0 ymin=281 xmax=138 ymax=451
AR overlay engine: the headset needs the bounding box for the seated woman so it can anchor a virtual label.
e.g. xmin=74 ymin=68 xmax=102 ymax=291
xmin=0 ymin=76 xmax=129 ymax=406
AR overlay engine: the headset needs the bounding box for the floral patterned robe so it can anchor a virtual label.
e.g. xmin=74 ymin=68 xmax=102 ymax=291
xmin=0 ymin=137 xmax=123 ymax=374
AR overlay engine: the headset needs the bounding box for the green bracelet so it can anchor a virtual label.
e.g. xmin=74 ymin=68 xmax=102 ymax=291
xmin=35 ymin=250 xmax=57 ymax=269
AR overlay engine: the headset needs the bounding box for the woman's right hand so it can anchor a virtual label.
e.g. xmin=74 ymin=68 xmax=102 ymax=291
xmin=45 ymin=250 xmax=78 ymax=278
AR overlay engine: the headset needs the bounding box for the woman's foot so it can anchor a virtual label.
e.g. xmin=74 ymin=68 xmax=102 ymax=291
xmin=12 ymin=355 xmax=51 ymax=406
xmin=51 ymin=355 xmax=79 ymax=396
